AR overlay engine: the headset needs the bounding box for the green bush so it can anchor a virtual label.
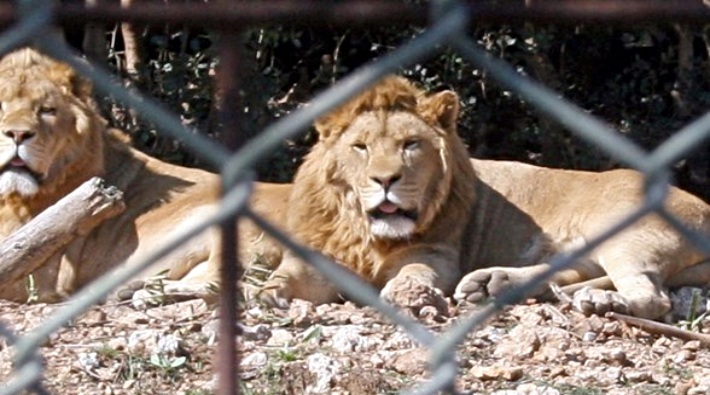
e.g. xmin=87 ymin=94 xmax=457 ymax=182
xmin=91 ymin=14 xmax=710 ymax=200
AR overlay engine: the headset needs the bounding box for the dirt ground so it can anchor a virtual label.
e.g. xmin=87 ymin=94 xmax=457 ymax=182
xmin=1 ymin=287 xmax=710 ymax=395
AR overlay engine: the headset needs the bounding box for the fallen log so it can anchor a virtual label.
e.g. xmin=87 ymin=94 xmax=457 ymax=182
xmin=0 ymin=177 xmax=125 ymax=285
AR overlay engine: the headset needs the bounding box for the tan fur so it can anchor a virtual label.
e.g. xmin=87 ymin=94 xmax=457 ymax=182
xmin=0 ymin=48 xmax=286 ymax=302
xmin=261 ymin=76 xmax=710 ymax=319
xmin=458 ymin=160 xmax=710 ymax=319
xmin=261 ymin=76 xmax=477 ymax=304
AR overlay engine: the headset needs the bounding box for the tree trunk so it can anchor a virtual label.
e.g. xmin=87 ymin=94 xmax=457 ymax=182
xmin=0 ymin=178 xmax=125 ymax=285
xmin=120 ymin=0 xmax=144 ymax=79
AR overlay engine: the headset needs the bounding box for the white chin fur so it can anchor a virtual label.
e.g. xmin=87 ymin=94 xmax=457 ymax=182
xmin=0 ymin=170 xmax=39 ymax=196
xmin=370 ymin=216 xmax=416 ymax=239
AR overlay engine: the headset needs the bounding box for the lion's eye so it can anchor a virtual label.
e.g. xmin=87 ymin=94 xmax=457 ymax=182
xmin=403 ymin=139 xmax=420 ymax=151
xmin=351 ymin=143 xmax=368 ymax=153
xmin=39 ymin=106 xmax=57 ymax=116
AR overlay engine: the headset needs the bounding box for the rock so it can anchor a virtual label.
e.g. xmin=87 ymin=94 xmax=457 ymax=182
xmin=548 ymin=366 xmax=566 ymax=378
xmin=265 ymin=328 xmax=293 ymax=346
xmin=288 ymin=299 xmax=315 ymax=327
xmin=673 ymin=349 xmax=695 ymax=363
xmin=419 ymin=305 xmax=446 ymax=323
xmin=470 ymin=365 xmax=523 ymax=381
xmin=688 ymin=386 xmax=710 ymax=395
xmin=582 ymin=332 xmax=597 ymax=342
xmin=201 ymin=318 xmax=219 ymax=345
xmin=518 ymin=311 xmax=545 ymax=326
xmin=155 ymin=333 xmax=182 ymax=356
xmin=391 ymin=348 xmax=428 ymax=376
xmin=242 ymin=352 xmax=268 ymax=369
xmin=682 ymin=340 xmax=701 ymax=351
xmin=601 ymin=321 xmax=623 ymax=337
xmin=383 ymin=331 xmax=415 ymax=350
xmin=607 ymin=348 xmax=629 ymax=365
xmin=674 ymin=380 xmax=693 ymax=395
xmin=126 ymin=329 xmax=156 ymax=354
xmin=328 ymin=325 xmax=380 ymax=353
xmin=107 ymin=337 xmax=126 ymax=351
xmin=82 ymin=309 xmax=107 ymax=325
xmin=239 ymin=323 xmax=272 ymax=342
xmin=493 ymin=325 xmax=540 ymax=359
xmin=306 ymin=353 xmax=341 ymax=394
xmin=515 ymin=383 xmax=561 ymax=395
xmin=651 ymin=338 xmax=671 ymax=356
xmin=599 ymin=366 xmax=623 ymax=385
xmin=624 ymin=370 xmax=652 ymax=383
xmin=77 ymin=351 xmax=100 ymax=372
xmin=651 ymin=372 xmax=673 ymax=387
xmin=380 ymin=276 xmax=449 ymax=317
xmin=571 ymin=314 xmax=605 ymax=338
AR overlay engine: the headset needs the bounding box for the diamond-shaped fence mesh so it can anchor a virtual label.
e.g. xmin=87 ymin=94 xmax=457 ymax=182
xmin=1 ymin=1 xmax=709 ymax=394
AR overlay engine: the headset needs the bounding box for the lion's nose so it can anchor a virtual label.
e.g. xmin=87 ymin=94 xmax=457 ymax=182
xmin=3 ymin=129 xmax=34 ymax=143
xmin=371 ymin=174 xmax=401 ymax=189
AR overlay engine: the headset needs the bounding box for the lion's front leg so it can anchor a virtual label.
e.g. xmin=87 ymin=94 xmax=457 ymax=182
xmin=258 ymin=251 xmax=340 ymax=307
xmin=378 ymin=245 xmax=460 ymax=315
xmin=590 ymin=246 xmax=673 ymax=320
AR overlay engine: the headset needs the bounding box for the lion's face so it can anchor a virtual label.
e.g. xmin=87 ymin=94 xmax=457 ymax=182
xmin=325 ymin=108 xmax=453 ymax=240
xmin=0 ymin=50 xmax=102 ymax=197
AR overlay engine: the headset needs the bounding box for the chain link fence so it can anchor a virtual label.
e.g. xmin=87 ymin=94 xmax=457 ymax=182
xmin=1 ymin=0 xmax=710 ymax=394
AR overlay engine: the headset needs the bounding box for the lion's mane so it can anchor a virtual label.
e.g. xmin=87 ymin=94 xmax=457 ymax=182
xmin=0 ymin=49 xmax=108 ymax=238
xmin=286 ymin=77 xmax=476 ymax=286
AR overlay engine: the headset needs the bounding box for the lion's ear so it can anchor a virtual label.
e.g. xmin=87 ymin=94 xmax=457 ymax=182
xmin=314 ymin=114 xmax=347 ymax=143
xmin=70 ymin=74 xmax=94 ymax=102
xmin=420 ymin=90 xmax=459 ymax=132
xmin=314 ymin=117 xmax=332 ymax=140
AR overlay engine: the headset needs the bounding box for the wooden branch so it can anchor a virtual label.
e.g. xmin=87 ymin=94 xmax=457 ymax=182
xmin=607 ymin=312 xmax=710 ymax=347
xmin=120 ymin=0 xmax=143 ymax=79
xmin=0 ymin=177 xmax=125 ymax=285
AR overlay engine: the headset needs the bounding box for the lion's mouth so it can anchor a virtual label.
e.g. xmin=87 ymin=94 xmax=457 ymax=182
xmin=368 ymin=201 xmax=418 ymax=221
xmin=1 ymin=156 xmax=41 ymax=179
xmin=9 ymin=156 xmax=27 ymax=168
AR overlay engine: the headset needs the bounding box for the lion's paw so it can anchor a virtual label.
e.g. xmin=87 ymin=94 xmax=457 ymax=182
xmin=571 ymin=286 xmax=630 ymax=316
xmin=454 ymin=269 xmax=513 ymax=304
xmin=381 ymin=276 xmax=449 ymax=318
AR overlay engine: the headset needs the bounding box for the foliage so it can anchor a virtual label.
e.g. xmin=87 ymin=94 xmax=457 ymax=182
xmin=84 ymin=6 xmax=710 ymax=199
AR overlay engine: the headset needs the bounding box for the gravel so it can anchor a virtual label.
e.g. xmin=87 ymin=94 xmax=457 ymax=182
xmin=1 ymin=287 xmax=710 ymax=394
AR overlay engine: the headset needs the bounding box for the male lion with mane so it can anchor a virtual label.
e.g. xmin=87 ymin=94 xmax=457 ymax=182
xmin=260 ymin=76 xmax=710 ymax=320
xmin=0 ymin=48 xmax=287 ymax=302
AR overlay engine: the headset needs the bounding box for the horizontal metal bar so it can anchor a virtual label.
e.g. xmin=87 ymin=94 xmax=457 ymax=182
xmin=0 ymin=1 xmax=707 ymax=28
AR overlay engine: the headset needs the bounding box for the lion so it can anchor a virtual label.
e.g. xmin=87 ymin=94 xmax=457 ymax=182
xmin=260 ymin=76 xmax=710 ymax=319
xmin=0 ymin=48 xmax=287 ymax=303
